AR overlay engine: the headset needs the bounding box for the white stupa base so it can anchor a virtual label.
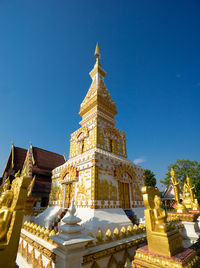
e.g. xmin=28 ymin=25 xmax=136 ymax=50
xmin=181 ymin=221 xmax=200 ymax=244
xmin=33 ymin=206 xmax=62 ymax=228
xmin=61 ymin=208 xmax=132 ymax=235
xmin=132 ymin=207 xmax=145 ymax=222
xmin=182 ymin=239 xmax=193 ymax=248
xmin=17 ymin=253 xmax=31 ymax=268
xmin=197 ymin=216 xmax=200 ymax=230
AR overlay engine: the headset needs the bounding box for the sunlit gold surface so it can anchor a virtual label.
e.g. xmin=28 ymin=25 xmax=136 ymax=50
xmin=19 ymin=232 xmax=56 ymax=267
xmin=79 ymin=43 xmax=117 ymax=119
xmin=0 ymin=172 xmax=30 ymax=267
xmin=171 ymin=170 xmax=199 ymax=212
xmin=50 ymin=44 xmax=145 ymax=210
xmin=170 ymin=169 xmax=188 ymax=213
xmin=182 ymin=176 xmax=200 ymax=210
xmin=132 ymin=246 xmax=200 ymax=268
xmin=94 ymin=42 xmax=101 ymax=58
xmin=132 ymin=186 xmax=200 ymax=267
xmin=168 ymin=212 xmax=199 ymax=222
xmin=0 ymin=189 xmax=13 ymax=239
xmin=27 ymin=175 xmax=36 ymax=197
xmin=153 ymin=195 xmax=171 ymax=233
xmin=141 ymin=186 xmax=183 ymax=257
xmin=170 ymin=168 xmax=180 ymax=203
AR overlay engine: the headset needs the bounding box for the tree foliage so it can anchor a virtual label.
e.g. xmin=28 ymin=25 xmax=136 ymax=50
xmin=144 ymin=169 xmax=156 ymax=187
xmin=161 ymin=160 xmax=200 ymax=196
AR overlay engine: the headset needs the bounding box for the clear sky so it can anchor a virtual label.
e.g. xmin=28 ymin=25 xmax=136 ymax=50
xmin=0 ymin=1 xmax=200 ymax=190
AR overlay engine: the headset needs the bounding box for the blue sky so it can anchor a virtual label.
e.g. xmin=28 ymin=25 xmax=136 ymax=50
xmin=0 ymin=1 xmax=200 ymax=190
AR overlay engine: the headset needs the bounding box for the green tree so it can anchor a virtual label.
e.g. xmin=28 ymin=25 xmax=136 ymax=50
xmin=144 ymin=169 xmax=156 ymax=187
xmin=161 ymin=160 xmax=200 ymax=196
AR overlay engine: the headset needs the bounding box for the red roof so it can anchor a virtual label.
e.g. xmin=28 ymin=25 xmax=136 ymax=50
xmin=3 ymin=145 xmax=65 ymax=197
xmin=14 ymin=147 xmax=27 ymax=171
xmin=3 ymin=145 xmax=65 ymax=178
xmin=3 ymin=146 xmax=27 ymax=176
xmin=32 ymin=147 xmax=65 ymax=170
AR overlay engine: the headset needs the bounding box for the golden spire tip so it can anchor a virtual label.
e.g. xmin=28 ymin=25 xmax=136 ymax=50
xmin=94 ymin=42 xmax=101 ymax=59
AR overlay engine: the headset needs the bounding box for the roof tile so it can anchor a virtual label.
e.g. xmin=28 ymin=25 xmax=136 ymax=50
xmin=32 ymin=146 xmax=65 ymax=170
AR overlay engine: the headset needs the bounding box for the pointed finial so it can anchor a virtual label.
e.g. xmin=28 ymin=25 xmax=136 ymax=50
xmin=15 ymin=170 xmax=21 ymax=178
xmin=3 ymin=177 xmax=10 ymax=191
xmin=69 ymin=198 xmax=76 ymax=216
xmin=170 ymin=168 xmax=175 ymax=178
xmin=186 ymin=175 xmax=190 ymax=183
xmin=11 ymin=141 xmax=14 ymax=169
xmin=94 ymin=42 xmax=101 ymax=59
xmin=63 ymin=153 xmax=66 ymax=162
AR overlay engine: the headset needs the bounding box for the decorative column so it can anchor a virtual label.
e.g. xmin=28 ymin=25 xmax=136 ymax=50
xmin=50 ymin=199 xmax=93 ymax=268
xmin=62 ymin=183 xmax=66 ymax=208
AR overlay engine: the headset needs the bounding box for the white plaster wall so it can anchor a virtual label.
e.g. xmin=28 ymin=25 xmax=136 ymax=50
xmin=34 ymin=206 xmax=61 ymax=227
xmin=72 ymin=207 xmax=132 ymax=235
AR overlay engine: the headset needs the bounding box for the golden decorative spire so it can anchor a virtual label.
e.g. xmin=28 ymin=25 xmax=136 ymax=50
xmin=27 ymin=175 xmax=36 ymax=197
xmin=95 ymin=42 xmax=101 ymax=61
xmin=11 ymin=142 xmax=14 ymax=169
xmin=79 ymin=43 xmax=117 ymax=121
xmin=90 ymin=42 xmax=105 ymax=79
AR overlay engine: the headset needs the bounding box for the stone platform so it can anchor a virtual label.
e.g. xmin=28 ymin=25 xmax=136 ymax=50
xmin=132 ymin=245 xmax=200 ymax=267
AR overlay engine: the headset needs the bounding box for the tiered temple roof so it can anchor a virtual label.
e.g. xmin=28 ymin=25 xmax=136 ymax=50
xmin=2 ymin=144 xmax=65 ymax=206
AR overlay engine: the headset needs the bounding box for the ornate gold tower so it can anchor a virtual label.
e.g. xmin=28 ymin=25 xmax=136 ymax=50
xmin=70 ymin=43 xmax=125 ymax=159
xmin=49 ymin=44 xmax=144 ymax=233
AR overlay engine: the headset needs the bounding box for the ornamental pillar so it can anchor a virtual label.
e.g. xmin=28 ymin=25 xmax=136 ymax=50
xmin=50 ymin=199 xmax=93 ymax=268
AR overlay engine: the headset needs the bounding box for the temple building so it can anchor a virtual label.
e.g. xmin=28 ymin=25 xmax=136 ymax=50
xmin=161 ymin=182 xmax=176 ymax=210
xmin=43 ymin=44 xmax=145 ymax=233
xmin=2 ymin=144 xmax=65 ymax=206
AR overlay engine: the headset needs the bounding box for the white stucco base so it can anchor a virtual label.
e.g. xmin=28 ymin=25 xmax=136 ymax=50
xmin=61 ymin=208 xmax=132 ymax=235
xmin=17 ymin=253 xmax=31 ymax=268
xmin=132 ymin=207 xmax=145 ymax=222
xmin=197 ymin=216 xmax=200 ymax=231
xmin=182 ymin=239 xmax=193 ymax=248
xmin=181 ymin=221 xmax=200 ymax=244
xmin=33 ymin=206 xmax=62 ymax=228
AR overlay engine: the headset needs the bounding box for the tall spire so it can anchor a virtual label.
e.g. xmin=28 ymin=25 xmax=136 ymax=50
xmin=95 ymin=42 xmax=101 ymax=62
xmin=89 ymin=42 xmax=105 ymax=80
xmin=79 ymin=43 xmax=117 ymax=123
